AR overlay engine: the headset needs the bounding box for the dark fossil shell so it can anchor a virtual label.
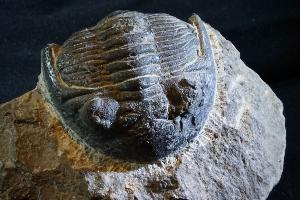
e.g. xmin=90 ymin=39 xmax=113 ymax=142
xmin=41 ymin=11 xmax=216 ymax=161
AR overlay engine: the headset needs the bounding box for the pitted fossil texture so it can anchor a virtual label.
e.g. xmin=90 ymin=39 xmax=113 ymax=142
xmin=40 ymin=11 xmax=216 ymax=161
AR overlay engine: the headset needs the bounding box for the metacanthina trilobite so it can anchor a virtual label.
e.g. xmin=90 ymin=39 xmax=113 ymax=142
xmin=40 ymin=10 xmax=216 ymax=161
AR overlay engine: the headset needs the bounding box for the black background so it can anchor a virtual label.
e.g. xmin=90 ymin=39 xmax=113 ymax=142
xmin=0 ymin=0 xmax=299 ymax=199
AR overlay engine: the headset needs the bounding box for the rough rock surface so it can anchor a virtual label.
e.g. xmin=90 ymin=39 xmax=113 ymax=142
xmin=0 ymin=24 xmax=285 ymax=200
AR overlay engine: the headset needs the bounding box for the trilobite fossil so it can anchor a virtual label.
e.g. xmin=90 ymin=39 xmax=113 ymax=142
xmin=40 ymin=11 xmax=216 ymax=161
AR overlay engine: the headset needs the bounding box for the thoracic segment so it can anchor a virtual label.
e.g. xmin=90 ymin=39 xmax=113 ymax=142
xmin=55 ymin=12 xmax=202 ymax=99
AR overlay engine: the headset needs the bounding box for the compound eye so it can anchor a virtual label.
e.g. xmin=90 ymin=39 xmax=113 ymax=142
xmin=80 ymin=97 xmax=119 ymax=130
